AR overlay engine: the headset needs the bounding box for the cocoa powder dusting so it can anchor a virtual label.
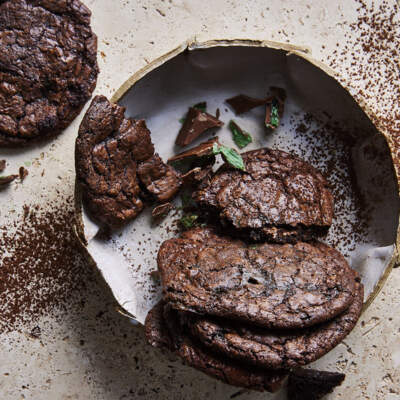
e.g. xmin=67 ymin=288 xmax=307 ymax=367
xmin=0 ymin=196 xmax=92 ymax=333
xmin=327 ymin=0 xmax=400 ymax=175
xmin=283 ymin=112 xmax=372 ymax=255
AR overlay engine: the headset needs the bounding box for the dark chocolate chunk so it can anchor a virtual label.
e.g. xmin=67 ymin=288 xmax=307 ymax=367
xmin=144 ymin=301 xmax=287 ymax=393
xmin=193 ymin=148 xmax=333 ymax=243
xmin=169 ymin=138 xmax=219 ymax=170
xmin=288 ymin=368 xmax=346 ymax=400
xmin=184 ymin=274 xmax=363 ymax=369
xmin=0 ymin=0 xmax=98 ymax=146
xmin=137 ymin=154 xmax=182 ymax=202
xmin=175 ymin=108 xmax=223 ymax=147
xmin=0 ymin=174 xmax=18 ymax=186
xmin=19 ymin=166 xmax=28 ymax=181
xmin=158 ymin=226 xmax=357 ymax=329
xmin=76 ymin=96 xmax=154 ymax=227
xmin=226 ymin=94 xmax=269 ymax=115
xmin=265 ymin=88 xmax=286 ymax=130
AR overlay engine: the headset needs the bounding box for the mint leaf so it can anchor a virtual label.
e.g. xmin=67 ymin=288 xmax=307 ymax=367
xmin=180 ymin=214 xmax=198 ymax=229
xmin=213 ymin=144 xmax=245 ymax=171
xmin=229 ymin=120 xmax=252 ymax=149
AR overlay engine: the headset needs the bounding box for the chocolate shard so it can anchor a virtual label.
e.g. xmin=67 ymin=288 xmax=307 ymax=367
xmin=265 ymin=87 xmax=286 ymax=130
xmin=0 ymin=160 xmax=6 ymax=172
xmin=288 ymin=368 xmax=345 ymax=400
xmin=152 ymin=203 xmax=173 ymax=220
xmin=175 ymin=108 xmax=223 ymax=147
xmin=169 ymin=137 xmax=219 ymax=164
xmin=226 ymin=94 xmax=270 ymax=115
xmin=169 ymin=137 xmax=219 ymax=174
xmin=0 ymin=174 xmax=18 ymax=186
xmin=19 ymin=166 xmax=28 ymax=181
xmin=138 ymin=154 xmax=182 ymax=202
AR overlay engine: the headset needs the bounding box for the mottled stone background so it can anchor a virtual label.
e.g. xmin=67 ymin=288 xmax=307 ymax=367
xmin=0 ymin=1 xmax=399 ymax=399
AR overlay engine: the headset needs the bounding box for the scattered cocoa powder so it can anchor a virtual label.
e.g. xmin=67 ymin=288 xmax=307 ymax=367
xmin=326 ymin=0 xmax=400 ymax=176
xmin=0 ymin=196 xmax=93 ymax=333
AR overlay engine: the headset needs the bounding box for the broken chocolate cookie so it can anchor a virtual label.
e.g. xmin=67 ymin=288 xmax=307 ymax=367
xmin=76 ymin=95 xmax=154 ymax=227
xmin=137 ymin=154 xmax=182 ymax=202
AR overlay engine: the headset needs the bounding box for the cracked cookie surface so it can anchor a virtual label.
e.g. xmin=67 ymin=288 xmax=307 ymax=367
xmin=0 ymin=0 xmax=98 ymax=146
xmin=76 ymin=95 xmax=154 ymax=227
xmin=193 ymin=148 xmax=333 ymax=243
xmin=184 ymin=275 xmax=363 ymax=369
xmin=158 ymin=227 xmax=356 ymax=329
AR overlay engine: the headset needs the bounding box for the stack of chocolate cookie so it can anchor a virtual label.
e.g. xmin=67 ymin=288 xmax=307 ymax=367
xmin=145 ymin=149 xmax=363 ymax=394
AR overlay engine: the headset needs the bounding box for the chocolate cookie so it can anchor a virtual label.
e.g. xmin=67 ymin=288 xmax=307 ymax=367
xmin=158 ymin=227 xmax=357 ymax=329
xmin=288 ymin=368 xmax=345 ymax=400
xmin=145 ymin=301 xmax=287 ymax=392
xmin=137 ymin=154 xmax=182 ymax=202
xmin=183 ymin=275 xmax=363 ymax=369
xmin=76 ymin=95 xmax=154 ymax=227
xmin=0 ymin=0 xmax=98 ymax=146
xmin=193 ymin=148 xmax=333 ymax=243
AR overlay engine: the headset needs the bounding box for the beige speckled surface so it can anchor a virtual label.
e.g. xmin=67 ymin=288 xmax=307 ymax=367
xmin=0 ymin=1 xmax=399 ymax=399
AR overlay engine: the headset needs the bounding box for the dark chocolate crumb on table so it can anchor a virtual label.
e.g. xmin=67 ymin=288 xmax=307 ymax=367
xmin=288 ymin=368 xmax=345 ymax=400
